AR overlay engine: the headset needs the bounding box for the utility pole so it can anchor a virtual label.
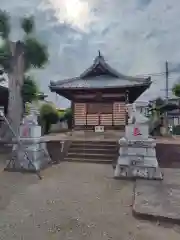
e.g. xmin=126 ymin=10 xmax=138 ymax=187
xmin=165 ymin=61 xmax=169 ymax=103
xmin=165 ymin=61 xmax=169 ymax=133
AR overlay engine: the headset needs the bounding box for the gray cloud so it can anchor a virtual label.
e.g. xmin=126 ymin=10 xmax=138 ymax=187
xmin=1 ymin=0 xmax=180 ymax=107
xmin=136 ymin=0 xmax=152 ymax=10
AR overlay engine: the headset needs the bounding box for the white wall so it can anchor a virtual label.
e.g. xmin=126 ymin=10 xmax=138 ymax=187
xmin=50 ymin=121 xmax=68 ymax=132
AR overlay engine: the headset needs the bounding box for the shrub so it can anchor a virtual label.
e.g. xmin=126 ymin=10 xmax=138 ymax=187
xmin=39 ymin=103 xmax=59 ymax=134
xmin=63 ymin=108 xmax=72 ymax=129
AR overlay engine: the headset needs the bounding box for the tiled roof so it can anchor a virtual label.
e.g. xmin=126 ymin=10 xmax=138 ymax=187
xmin=50 ymin=53 xmax=151 ymax=90
xmin=50 ymin=75 xmax=150 ymax=89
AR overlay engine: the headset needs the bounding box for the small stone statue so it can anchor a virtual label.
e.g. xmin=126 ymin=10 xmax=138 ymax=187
xmin=128 ymin=103 xmax=136 ymax=124
xmin=22 ymin=103 xmax=39 ymax=126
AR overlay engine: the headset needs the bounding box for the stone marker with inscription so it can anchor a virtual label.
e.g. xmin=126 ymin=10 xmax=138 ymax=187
xmin=114 ymin=103 xmax=163 ymax=179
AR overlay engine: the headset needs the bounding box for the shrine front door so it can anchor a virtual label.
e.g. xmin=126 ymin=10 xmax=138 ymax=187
xmin=86 ymin=103 xmax=113 ymax=126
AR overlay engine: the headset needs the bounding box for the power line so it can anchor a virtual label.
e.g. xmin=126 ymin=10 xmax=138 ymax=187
xmin=0 ymin=60 xmax=180 ymax=79
xmin=134 ymin=69 xmax=179 ymax=78
xmin=160 ymin=89 xmax=173 ymax=91
xmin=136 ymin=72 xmax=166 ymax=77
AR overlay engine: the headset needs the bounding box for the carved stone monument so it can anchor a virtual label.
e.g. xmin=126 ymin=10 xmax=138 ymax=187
xmin=5 ymin=103 xmax=51 ymax=172
xmin=114 ymin=103 xmax=163 ymax=179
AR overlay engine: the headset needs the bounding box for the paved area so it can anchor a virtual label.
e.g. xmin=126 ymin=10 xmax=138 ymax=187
xmin=46 ymin=131 xmax=180 ymax=144
xmin=133 ymin=169 xmax=180 ymax=223
xmin=0 ymin=162 xmax=180 ymax=239
xmin=45 ymin=131 xmax=123 ymax=141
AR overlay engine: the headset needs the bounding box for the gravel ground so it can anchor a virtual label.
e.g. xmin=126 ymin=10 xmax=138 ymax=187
xmin=0 ymin=162 xmax=180 ymax=240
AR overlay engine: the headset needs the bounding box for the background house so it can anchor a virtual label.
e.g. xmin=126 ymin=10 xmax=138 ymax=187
xmin=166 ymin=97 xmax=180 ymax=126
xmin=135 ymin=100 xmax=150 ymax=117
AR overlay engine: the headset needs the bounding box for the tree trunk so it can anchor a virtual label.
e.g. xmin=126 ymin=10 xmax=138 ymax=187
xmin=44 ymin=121 xmax=50 ymax=135
xmin=0 ymin=41 xmax=24 ymax=141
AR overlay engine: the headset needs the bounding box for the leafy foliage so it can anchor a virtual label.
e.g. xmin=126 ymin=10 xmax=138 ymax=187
xmin=61 ymin=108 xmax=72 ymax=129
xmin=64 ymin=108 xmax=72 ymax=118
xmin=39 ymin=103 xmax=59 ymax=134
xmin=172 ymin=83 xmax=180 ymax=98
xmin=40 ymin=103 xmax=57 ymax=117
xmin=21 ymin=16 xmax=34 ymax=35
xmin=155 ymin=97 xmax=165 ymax=107
xmin=0 ymin=41 xmax=11 ymax=71
xmin=0 ymin=10 xmax=48 ymax=72
xmin=21 ymin=76 xmax=39 ymax=104
xmin=0 ymin=10 xmax=10 ymax=39
xmin=148 ymin=97 xmax=165 ymax=119
xmin=24 ymin=37 xmax=48 ymax=70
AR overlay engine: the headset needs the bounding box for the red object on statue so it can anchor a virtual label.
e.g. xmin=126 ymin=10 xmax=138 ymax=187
xmin=22 ymin=126 xmax=29 ymax=137
xmin=133 ymin=127 xmax=141 ymax=136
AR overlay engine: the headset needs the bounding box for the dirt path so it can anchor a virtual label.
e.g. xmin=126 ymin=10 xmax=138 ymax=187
xmin=0 ymin=162 xmax=180 ymax=239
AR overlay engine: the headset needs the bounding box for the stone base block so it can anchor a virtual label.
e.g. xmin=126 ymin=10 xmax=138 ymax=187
xmin=117 ymin=155 xmax=159 ymax=168
xmin=119 ymin=138 xmax=156 ymax=148
xmin=114 ymin=165 xmax=163 ymax=180
xmin=5 ymin=140 xmax=52 ymax=172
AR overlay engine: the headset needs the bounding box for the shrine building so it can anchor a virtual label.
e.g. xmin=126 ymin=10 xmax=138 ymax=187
xmin=49 ymin=52 xmax=151 ymax=130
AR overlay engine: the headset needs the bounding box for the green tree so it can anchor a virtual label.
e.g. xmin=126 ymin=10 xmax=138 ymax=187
xmin=63 ymin=108 xmax=72 ymax=129
xmin=172 ymin=83 xmax=180 ymax=97
xmin=21 ymin=76 xmax=39 ymax=104
xmin=154 ymin=97 xmax=165 ymax=108
xmin=39 ymin=103 xmax=59 ymax=134
xmin=0 ymin=10 xmax=48 ymax=139
xmin=21 ymin=75 xmax=39 ymax=115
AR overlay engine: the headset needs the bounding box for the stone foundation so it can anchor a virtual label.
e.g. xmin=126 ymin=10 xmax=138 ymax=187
xmin=5 ymin=138 xmax=51 ymax=172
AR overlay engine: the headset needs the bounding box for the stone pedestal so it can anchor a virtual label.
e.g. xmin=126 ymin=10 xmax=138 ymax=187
xmin=20 ymin=124 xmax=41 ymax=138
xmin=114 ymin=104 xmax=163 ymax=180
xmin=5 ymin=119 xmax=51 ymax=172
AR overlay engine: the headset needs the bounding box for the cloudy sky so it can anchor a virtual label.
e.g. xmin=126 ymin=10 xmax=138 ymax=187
xmin=1 ymin=0 xmax=180 ymax=107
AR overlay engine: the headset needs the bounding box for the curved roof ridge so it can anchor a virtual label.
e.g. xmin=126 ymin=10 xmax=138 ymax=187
xmin=50 ymin=76 xmax=80 ymax=86
xmin=49 ymin=53 xmax=151 ymax=89
xmin=80 ymin=52 xmax=120 ymax=78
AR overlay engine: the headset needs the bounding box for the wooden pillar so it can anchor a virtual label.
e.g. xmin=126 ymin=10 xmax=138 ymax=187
xmin=71 ymin=101 xmax=74 ymax=130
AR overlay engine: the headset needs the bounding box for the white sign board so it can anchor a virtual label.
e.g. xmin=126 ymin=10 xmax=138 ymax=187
xmin=95 ymin=126 xmax=104 ymax=132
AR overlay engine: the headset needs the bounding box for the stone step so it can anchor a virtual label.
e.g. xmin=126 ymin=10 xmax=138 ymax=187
xmin=66 ymin=152 xmax=117 ymax=160
xmin=70 ymin=143 xmax=117 ymax=150
xmin=70 ymin=141 xmax=117 ymax=146
xmin=65 ymin=157 xmax=112 ymax=164
xmin=68 ymin=148 xmax=117 ymax=154
xmin=65 ymin=140 xmax=118 ymax=164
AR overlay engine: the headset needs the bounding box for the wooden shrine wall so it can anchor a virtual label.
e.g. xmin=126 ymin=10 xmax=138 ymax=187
xmin=113 ymin=102 xmax=126 ymax=126
xmin=74 ymin=103 xmax=86 ymax=125
xmin=73 ymin=102 xmax=126 ymax=128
